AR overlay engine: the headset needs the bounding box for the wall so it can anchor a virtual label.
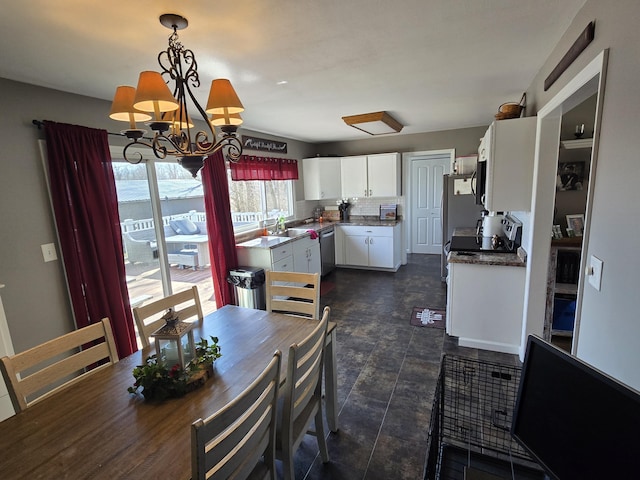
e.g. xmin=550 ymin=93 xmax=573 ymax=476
xmin=525 ymin=0 xmax=640 ymax=389
xmin=0 ymin=78 xmax=314 ymax=354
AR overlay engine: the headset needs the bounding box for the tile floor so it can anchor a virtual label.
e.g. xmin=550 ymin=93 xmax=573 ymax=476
xmin=285 ymin=253 xmax=520 ymax=480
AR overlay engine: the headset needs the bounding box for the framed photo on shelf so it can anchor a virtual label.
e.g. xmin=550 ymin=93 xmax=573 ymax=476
xmin=566 ymin=214 xmax=585 ymax=236
xmin=556 ymin=162 xmax=585 ymax=191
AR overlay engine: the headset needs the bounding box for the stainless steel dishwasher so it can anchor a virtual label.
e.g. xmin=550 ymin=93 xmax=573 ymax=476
xmin=319 ymin=227 xmax=335 ymax=276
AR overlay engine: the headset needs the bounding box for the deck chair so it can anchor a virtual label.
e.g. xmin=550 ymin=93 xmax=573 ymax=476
xmin=132 ymin=285 xmax=203 ymax=348
xmin=276 ymin=306 xmax=330 ymax=480
xmin=191 ymin=351 xmax=282 ymax=480
xmin=0 ymin=317 xmax=119 ymax=412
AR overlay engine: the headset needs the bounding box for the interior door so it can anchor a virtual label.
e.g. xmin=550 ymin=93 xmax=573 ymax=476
xmin=409 ymin=153 xmax=451 ymax=254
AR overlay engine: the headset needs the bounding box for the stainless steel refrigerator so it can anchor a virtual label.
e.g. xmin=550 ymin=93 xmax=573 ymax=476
xmin=441 ymin=174 xmax=484 ymax=280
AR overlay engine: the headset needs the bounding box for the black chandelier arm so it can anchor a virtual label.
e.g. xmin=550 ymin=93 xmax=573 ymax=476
xmin=220 ymin=134 xmax=243 ymax=163
xmin=123 ymin=139 xmax=155 ymax=164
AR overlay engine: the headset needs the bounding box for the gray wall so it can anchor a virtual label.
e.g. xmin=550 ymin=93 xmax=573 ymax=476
xmin=525 ymin=0 xmax=640 ymax=389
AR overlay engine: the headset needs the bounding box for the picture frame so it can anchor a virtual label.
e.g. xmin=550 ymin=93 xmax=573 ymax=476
xmin=556 ymin=162 xmax=585 ymax=191
xmin=566 ymin=214 xmax=585 ymax=236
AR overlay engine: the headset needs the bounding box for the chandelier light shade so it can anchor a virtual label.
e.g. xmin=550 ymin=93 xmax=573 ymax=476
xmin=342 ymin=111 xmax=403 ymax=135
xmin=163 ymin=103 xmax=195 ymax=130
xmin=133 ymin=71 xmax=179 ymax=117
xmin=109 ymin=13 xmax=245 ymax=177
xmin=210 ymin=112 xmax=243 ymax=127
xmin=205 ymin=79 xmax=245 ymax=115
xmin=109 ymin=86 xmax=152 ymax=140
xmin=109 ymin=86 xmax=152 ymax=124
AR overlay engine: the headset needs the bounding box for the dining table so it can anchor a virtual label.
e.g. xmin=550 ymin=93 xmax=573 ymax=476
xmin=0 ymin=305 xmax=338 ymax=479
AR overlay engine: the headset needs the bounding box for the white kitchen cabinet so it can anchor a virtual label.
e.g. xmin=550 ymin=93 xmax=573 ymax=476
xmin=336 ymin=224 xmax=401 ymax=271
xmin=292 ymin=235 xmax=321 ymax=274
xmin=237 ymin=242 xmax=294 ymax=273
xmin=447 ymin=262 xmax=525 ymax=354
xmin=0 ymin=285 xmax=16 ymax=421
xmin=340 ymin=153 xmax=401 ymax=198
xmin=237 ymin=236 xmax=320 ymax=276
xmin=478 ymin=117 xmax=536 ymax=212
xmin=302 ymin=157 xmax=342 ymax=200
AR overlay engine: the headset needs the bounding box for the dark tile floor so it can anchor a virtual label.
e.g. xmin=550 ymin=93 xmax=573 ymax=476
xmin=285 ymin=253 xmax=520 ymax=480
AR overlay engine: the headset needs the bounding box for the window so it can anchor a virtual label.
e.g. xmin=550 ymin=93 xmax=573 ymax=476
xmin=226 ymin=169 xmax=294 ymax=233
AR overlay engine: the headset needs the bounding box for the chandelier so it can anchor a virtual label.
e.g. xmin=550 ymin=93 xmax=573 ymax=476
xmin=109 ymin=13 xmax=244 ymax=177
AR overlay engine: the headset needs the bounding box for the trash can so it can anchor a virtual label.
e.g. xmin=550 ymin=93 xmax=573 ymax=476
xmin=227 ymin=267 xmax=266 ymax=310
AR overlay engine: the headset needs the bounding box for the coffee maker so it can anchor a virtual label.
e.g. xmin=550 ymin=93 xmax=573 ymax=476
xmin=338 ymin=200 xmax=351 ymax=220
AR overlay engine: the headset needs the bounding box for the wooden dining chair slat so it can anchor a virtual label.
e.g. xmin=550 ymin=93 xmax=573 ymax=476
xmin=0 ymin=317 xmax=119 ymax=412
xmin=132 ymin=285 xmax=203 ymax=348
xmin=191 ymin=351 xmax=282 ymax=480
xmin=265 ymin=271 xmax=320 ymax=320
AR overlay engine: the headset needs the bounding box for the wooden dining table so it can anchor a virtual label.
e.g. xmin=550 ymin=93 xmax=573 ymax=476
xmin=0 ymin=305 xmax=338 ymax=479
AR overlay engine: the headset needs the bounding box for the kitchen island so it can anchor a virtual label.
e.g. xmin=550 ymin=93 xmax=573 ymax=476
xmin=446 ymin=229 xmax=527 ymax=354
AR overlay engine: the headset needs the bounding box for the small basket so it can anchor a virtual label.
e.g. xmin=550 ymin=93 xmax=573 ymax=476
xmin=494 ymin=93 xmax=526 ymax=120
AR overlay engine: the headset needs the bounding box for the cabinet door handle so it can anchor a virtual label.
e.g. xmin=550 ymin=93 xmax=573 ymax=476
xmin=369 ymin=237 xmax=374 ymax=245
xmin=364 ymin=189 xmax=367 ymax=197
xmin=365 ymin=238 xmax=368 ymax=245
xmin=369 ymin=189 xmax=372 ymax=196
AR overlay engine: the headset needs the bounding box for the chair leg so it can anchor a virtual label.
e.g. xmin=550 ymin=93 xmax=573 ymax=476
xmin=325 ymin=330 xmax=339 ymax=432
xmin=315 ymin=407 xmax=330 ymax=463
xmin=282 ymin=449 xmax=295 ymax=480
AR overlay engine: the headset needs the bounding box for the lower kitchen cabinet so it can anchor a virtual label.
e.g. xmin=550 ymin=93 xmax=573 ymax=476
xmin=292 ymin=236 xmax=321 ymax=274
xmin=336 ymin=224 xmax=401 ymax=271
xmin=447 ymin=261 xmax=525 ymax=354
xmin=237 ymin=241 xmax=294 ymax=273
xmin=236 ymin=236 xmax=320 ymax=275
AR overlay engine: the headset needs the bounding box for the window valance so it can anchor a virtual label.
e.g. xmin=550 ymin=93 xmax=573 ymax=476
xmin=229 ymin=155 xmax=299 ymax=181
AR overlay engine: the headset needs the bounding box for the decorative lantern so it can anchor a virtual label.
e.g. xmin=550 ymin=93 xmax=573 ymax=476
xmin=151 ymin=308 xmax=196 ymax=370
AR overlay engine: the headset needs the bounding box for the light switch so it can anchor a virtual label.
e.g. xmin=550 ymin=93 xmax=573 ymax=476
xmin=41 ymin=243 xmax=58 ymax=262
xmin=588 ymin=255 xmax=603 ymax=291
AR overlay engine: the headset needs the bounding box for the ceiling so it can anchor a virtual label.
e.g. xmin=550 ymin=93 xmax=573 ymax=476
xmin=0 ymin=0 xmax=587 ymax=143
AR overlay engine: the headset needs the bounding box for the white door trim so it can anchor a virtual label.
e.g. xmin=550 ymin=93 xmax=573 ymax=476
xmin=520 ymin=49 xmax=609 ymax=360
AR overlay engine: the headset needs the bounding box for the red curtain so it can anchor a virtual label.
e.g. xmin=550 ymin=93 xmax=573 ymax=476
xmin=202 ymin=150 xmax=238 ymax=307
xmin=44 ymin=121 xmax=138 ymax=358
xmin=230 ymin=155 xmax=299 ymax=181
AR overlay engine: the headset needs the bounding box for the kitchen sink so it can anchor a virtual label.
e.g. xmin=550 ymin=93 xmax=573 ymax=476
xmin=285 ymin=228 xmax=312 ymax=236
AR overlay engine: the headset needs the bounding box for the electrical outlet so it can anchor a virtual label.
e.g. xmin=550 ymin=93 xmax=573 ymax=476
xmin=41 ymin=243 xmax=58 ymax=262
xmin=588 ymin=255 xmax=603 ymax=291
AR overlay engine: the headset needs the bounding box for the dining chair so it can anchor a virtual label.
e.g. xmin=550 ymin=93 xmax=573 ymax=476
xmin=265 ymin=271 xmax=320 ymax=319
xmin=191 ymin=350 xmax=282 ymax=480
xmin=265 ymin=270 xmax=339 ymax=433
xmin=276 ymin=306 xmax=330 ymax=480
xmin=132 ymin=285 xmax=203 ymax=348
xmin=0 ymin=317 xmax=119 ymax=413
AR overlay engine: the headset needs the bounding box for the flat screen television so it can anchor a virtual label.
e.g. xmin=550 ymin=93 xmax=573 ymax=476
xmin=511 ymin=335 xmax=640 ymax=479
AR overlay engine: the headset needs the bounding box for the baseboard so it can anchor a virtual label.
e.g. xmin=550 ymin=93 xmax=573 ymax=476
xmin=457 ymin=337 xmax=521 ymax=355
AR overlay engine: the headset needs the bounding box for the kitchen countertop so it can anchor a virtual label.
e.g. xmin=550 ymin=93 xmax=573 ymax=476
xmin=236 ymin=216 xmax=400 ymax=249
xmin=448 ymin=227 xmax=527 ymax=267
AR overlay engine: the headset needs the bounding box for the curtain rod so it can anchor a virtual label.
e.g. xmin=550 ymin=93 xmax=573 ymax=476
xmin=32 ymin=119 xmax=127 ymax=138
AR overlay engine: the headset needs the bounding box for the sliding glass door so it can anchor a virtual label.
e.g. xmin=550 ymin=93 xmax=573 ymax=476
xmin=111 ymin=152 xmax=216 ymax=318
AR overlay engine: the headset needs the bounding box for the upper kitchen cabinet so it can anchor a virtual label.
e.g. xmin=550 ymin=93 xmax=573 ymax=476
xmin=478 ymin=117 xmax=536 ymax=212
xmin=340 ymin=153 xmax=401 ymax=198
xmin=302 ymin=157 xmax=342 ymax=200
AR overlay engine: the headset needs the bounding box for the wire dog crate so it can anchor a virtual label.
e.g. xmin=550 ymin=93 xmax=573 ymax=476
xmin=424 ymin=355 xmax=545 ymax=480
